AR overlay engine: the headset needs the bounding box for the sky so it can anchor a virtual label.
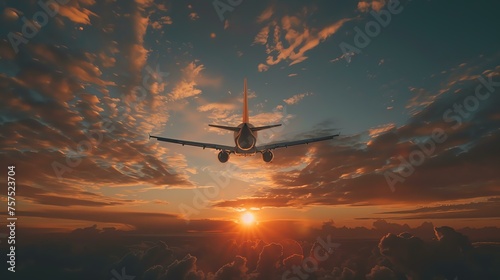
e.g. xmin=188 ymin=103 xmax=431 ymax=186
xmin=1 ymin=0 xmax=500 ymax=239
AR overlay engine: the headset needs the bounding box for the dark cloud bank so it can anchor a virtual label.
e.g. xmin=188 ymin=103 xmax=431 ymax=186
xmin=2 ymin=221 xmax=500 ymax=280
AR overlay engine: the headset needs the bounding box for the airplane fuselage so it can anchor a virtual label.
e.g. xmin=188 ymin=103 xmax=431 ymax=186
xmin=234 ymin=123 xmax=257 ymax=154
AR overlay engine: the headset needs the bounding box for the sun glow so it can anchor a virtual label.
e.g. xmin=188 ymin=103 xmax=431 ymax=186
xmin=241 ymin=212 xmax=256 ymax=226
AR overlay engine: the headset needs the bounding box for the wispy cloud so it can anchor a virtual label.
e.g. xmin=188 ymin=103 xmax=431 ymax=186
xmin=169 ymin=62 xmax=204 ymax=100
xmin=368 ymin=123 xmax=395 ymax=137
xmin=258 ymin=63 xmax=269 ymax=72
xmin=257 ymin=5 xmax=275 ymax=23
xmin=283 ymin=92 xmax=312 ymax=105
xmin=151 ymin=16 xmax=173 ymax=29
xmin=357 ymin=0 xmax=387 ymax=12
xmin=189 ymin=12 xmax=199 ymax=21
xmin=58 ymin=0 xmax=97 ymax=25
xmin=254 ymin=5 xmax=352 ymax=69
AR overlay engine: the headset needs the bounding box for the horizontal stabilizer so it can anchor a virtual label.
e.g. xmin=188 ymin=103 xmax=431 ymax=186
xmin=251 ymin=124 xmax=282 ymax=132
xmin=208 ymin=124 xmax=240 ymax=132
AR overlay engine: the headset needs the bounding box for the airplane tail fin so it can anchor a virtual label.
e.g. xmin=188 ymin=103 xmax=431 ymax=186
xmin=243 ymin=78 xmax=249 ymax=123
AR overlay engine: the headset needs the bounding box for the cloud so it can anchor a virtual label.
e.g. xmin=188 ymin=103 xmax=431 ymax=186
xmin=283 ymin=92 xmax=312 ymax=105
xmin=197 ymin=101 xmax=238 ymax=124
xmin=357 ymin=0 xmax=387 ymax=13
xmin=211 ymin=255 xmax=249 ymax=280
xmin=378 ymin=232 xmax=428 ymax=278
xmin=25 ymin=193 xmax=132 ymax=207
xmin=375 ymin=199 xmax=500 ymax=220
xmin=164 ymin=254 xmax=205 ymax=280
xmin=365 ymin=265 xmax=397 ymax=280
xmin=151 ymin=16 xmax=173 ymax=29
xmin=254 ymin=5 xmax=352 ymax=69
xmin=0 ymin=11 xmax=195 ymax=205
xmin=112 ymin=241 xmax=175 ymax=279
xmin=279 ymin=239 xmax=303 ymax=260
xmin=0 ymin=40 xmax=16 ymax=59
xmin=257 ymin=63 xmax=269 ymax=72
xmin=169 ymin=62 xmax=205 ymax=100
xmin=58 ymin=0 xmax=97 ymax=25
xmin=434 ymin=226 xmax=472 ymax=248
xmin=406 ymin=87 xmax=440 ymax=115
xmin=257 ymin=5 xmax=274 ymax=23
xmin=97 ymin=52 xmax=116 ymax=67
xmin=198 ymin=103 xmax=237 ymax=113
xmin=330 ymin=51 xmax=357 ymax=63
xmin=255 ymin=243 xmax=283 ymax=278
xmin=189 ymin=12 xmax=200 ymax=21
xmin=330 ymin=267 xmax=357 ymax=280
xmin=368 ymin=123 xmax=395 ymax=137
xmin=254 ymin=26 xmax=269 ymax=45
xmin=213 ymin=197 xmax=293 ymax=210
xmin=2 ymin=7 xmax=20 ymax=21
xmin=282 ymin=254 xmax=303 ymax=270
xmin=378 ymin=225 xmax=484 ymax=279
xmin=95 ymin=0 xmax=152 ymax=93
xmin=11 ymin=222 xmax=500 ymax=279
xmin=18 ymin=208 xmax=243 ymax=235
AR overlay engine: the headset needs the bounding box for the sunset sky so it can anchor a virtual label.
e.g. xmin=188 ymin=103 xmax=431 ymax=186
xmin=1 ymin=0 xmax=500 ymax=237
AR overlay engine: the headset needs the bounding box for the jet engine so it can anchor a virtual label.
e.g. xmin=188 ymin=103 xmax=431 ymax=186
xmin=262 ymin=150 xmax=274 ymax=163
xmin=218 ymin=151 xmax=230 ymax=163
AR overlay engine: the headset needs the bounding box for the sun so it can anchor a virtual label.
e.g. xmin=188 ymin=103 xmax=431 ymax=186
xmin=241 ymin=212 xmax=256 ymax=226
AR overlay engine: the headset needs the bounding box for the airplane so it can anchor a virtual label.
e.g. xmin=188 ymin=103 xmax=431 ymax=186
xmin=149 ymin=79 xmax=339 ymax=163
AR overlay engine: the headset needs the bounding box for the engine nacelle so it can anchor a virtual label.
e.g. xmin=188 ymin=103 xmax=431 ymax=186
xmin=218 ymin=151 xmax=230 ymax=163
xmin=262 ymin=150 xmax=274 ymax=163
xmin=237 ymin=136 xmax=255 ymax=150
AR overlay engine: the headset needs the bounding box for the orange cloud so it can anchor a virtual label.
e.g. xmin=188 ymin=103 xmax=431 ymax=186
xmin=283 ymin=92 xmax=312 ymax=105
xmin=368 ymin=123 xmax=396 ymax=138
xmin=254 ymin=8 xmax=352 ymax=68
xmin=58 ymin=0 xmax=97 ymax=25
xmin=169 ymin=62 xmax=205 ymax=100
xmin=357 ymin=0 xmax=387 ymax=13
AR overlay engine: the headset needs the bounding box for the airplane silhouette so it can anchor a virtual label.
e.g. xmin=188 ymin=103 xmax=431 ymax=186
xmin=149 ymin=79 xmax=339 ymax=162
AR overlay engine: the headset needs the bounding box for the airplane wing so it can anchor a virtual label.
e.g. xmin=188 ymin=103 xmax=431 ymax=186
xmin=256 ymin=134 xmax=339 ymax=151
xmin=150 ymin=134 xmax=236 ymax=152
